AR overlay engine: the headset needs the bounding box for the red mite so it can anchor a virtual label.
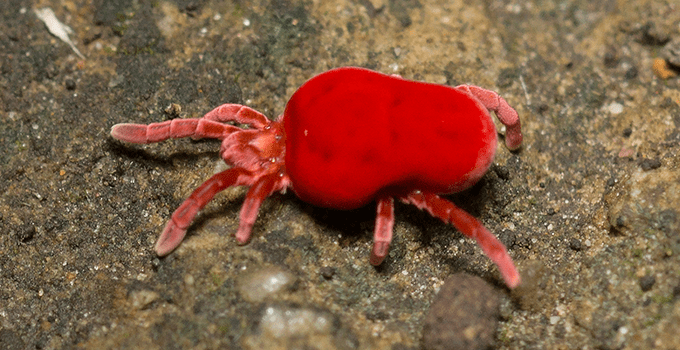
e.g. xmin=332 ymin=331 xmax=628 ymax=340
xmin=111 ymin=67 xmax=523 ymax=288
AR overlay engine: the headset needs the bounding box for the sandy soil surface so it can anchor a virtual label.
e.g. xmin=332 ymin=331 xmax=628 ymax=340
xmin=1 ymin=0 xmax=679 ymax=349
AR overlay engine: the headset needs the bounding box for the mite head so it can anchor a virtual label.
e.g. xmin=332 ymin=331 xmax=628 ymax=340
xmin=220 ymin=115 xmax=286 ymax=174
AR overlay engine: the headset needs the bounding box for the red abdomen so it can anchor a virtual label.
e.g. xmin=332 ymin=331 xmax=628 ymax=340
xmin=284 ymin=67 xmax=497 ymax=209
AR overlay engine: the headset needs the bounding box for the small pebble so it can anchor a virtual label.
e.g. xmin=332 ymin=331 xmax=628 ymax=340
xmin=638 ymin=158 xmax=661 ymax=171
xmin=237 ymin=266 xmax=295 ymax=303
xmin=241 ymin=303 xmax=352 ymax=348
xmin=607 ymin=102 xmax=623 ymax=115
xmin=129 ymin=289 xmax=159 ymax=310
xmin=652 ymin=58 xmax=678 ymax=79
xmin=18 ymin=224 xmax=36 ymax=242
xmin=550 ymin=316 xmax=560 ymax=325
xmin=164 ymin=103 xmax=182 ymax=118
xmin=422 ymin=274 xmax=499 ymax=350
xmin=493 ymin=164 xmax=510 ymax=180
xmin=569 ymin=238 xmax=582 ymax=251
xmin=319 ymin=266 xmax=336 ymax=280
xmin=499 ymin=230 xmax=516 ymax=249
xmin=65 ymin=78 xmax=76 ymax=90
xmin=624 ymin=66 xmax=638 ymax=80
xmin=261 ymin=304 xmax=333 ymax=338
xmin=639 ymin=275 xmax=656 ymax=292
xmin=615 ymin=216 xmax=626 ymax=228
xmin=603 ymin=49 xmax=618 ymax=68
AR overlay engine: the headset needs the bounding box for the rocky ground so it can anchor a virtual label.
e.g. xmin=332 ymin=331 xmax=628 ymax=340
xmin=1 ymin=0 xmax=679 ymax=349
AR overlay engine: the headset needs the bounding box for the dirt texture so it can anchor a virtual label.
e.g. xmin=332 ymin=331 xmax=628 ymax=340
xmin=1 ymin=0 xmax=679 ymax=349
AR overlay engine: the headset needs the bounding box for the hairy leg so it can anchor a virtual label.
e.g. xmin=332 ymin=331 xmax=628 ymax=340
xmin=370 ymin=197 xmax=395 ymax=265
xmin=234 ymin=172 xmax=289 ymax=244
xmin=456 ymin=85 xmax=522 ymax=151
xmin=155 ymin=168 xmax=255 ymax=256
xmin=401 ymin=191 xmax=521 ymax=288
xmin=111 ymin=118 xmax=240 ymax=144
xmin=203 ymin=103 xmax=271 ymax=129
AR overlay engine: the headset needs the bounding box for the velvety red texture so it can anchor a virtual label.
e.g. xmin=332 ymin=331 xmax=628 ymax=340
xmin=284 ymin=67 xmax=497 ymax=209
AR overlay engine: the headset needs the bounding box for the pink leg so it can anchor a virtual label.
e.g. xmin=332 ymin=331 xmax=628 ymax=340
xmin=203 ymin=104 xmax=270 ymax=129
xmin=234 ymin=172 xmax=287 ymax=244
xmin=456 ymin=85 xmax=523 ymax=151
xmin=401 ymin=191 xmax=521 ymax=288
xmin=370 ymin=197 xmax=395 ymax=265
xmin=155 ymin=168 xmax=255 ymax=256
xmin=111 ymin=119 xmax=240 ymax=144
